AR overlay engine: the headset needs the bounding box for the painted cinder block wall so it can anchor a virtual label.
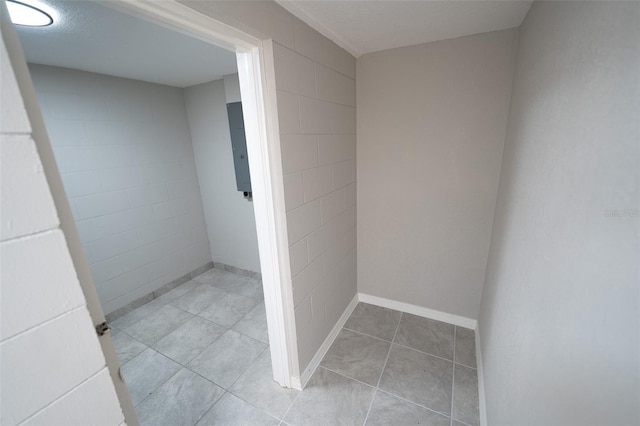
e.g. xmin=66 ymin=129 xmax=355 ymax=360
xmin=478 ymin=1 xmax=640 ymax=424
xmin=0 ymin=12 xmax=125 ymax=426
xmin=184 ymin=75 xmax=262 ymax=273
xmin=29 ymin=64 xmax=213 ymax=314
xmin=179 ymin=0 xmax=357 ymax=374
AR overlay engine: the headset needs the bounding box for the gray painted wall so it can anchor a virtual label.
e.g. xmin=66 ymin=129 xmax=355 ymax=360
xmin=29 ymin=65 xmax=212 ymax=314
xmin=184 ymin=77 xmax=261 ymax=273
xmin=357 ymin=29 xmax=518 ymax=320
xmin=478 ymin=2 xmax=639 ymax=424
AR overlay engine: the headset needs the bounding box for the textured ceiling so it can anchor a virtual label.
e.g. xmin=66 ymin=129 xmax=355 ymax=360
xmin=276 ymin=0 xmax=533 ymax=57
xmin=14 ymin=0 xmax=237 ymax=87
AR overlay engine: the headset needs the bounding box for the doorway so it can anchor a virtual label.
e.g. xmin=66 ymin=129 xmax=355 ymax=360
xmin=11 ymin=0 xmax=297 ymax=424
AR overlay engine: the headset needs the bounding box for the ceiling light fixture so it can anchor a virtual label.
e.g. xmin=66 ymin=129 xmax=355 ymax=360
xmin=6 ymin=0 xmax=53 ymax=27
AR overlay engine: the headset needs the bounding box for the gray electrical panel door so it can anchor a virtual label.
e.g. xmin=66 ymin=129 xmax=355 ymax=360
xmin=226 ymin=102 xmax=252 ymax=193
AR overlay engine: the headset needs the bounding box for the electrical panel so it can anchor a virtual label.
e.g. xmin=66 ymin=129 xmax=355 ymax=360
xmin=226 ymin=102 xmax=252 ymax=195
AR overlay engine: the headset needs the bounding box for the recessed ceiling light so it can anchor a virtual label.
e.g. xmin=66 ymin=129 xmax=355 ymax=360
xmin=6 ymin=0 xmax=53 ymax=27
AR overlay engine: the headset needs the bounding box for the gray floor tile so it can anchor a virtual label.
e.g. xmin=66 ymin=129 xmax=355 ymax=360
xmin=284 ymin=367 xmax=375 ymax=426
xmin=198 ymin=292 xmax=258 ymax=327
xmin=232 ymin=303 xmax=269 ymax=343
xmin=108 ymin=294 xmax=156 ymax=325
xmin=198 ymin=269 xmax=246 ymax=291
xmin=320 ymin=329 xmax=390 ymax=386
xmin=136 ymin=368 xmax=224 ymax=426
xmin=111 ymin=271 xmax=478 ymax=426
xmin=170 ymin=284 xmax=225 ymax=315
xmin=121 ymin=348 xmax=181 ymax=406
xmin=154 ymin=316 xmax=227 ymax=364
xmin=394 ymin=314 xmax=454 ymax=360
xmin=197 ymin=392 xmax=279 ymax=426
xmin=231 ymin=276 xmax=264 ymax=300
xmin=111 ymin=297 xmax=167 ymax=330
xmin=123 ymin=305 xmax=193 ymax=345
xmin=155 ymin=280 xmax=200 ymax=303
xmin=188 ymin=330 xmax=267 ymax=388
xmin=230 ymin=350 xmax=299 ymax=419
xmin=193 ymin=267 xmax=235 ymax=285
xmin=455 ymin=327 xmax=477 ymax=368
xmin=379 ymin=345 xmax=453 ymax=415
xmin=365 ymin=391 xmax=450 ymax=426
xmin=111 ymin=332 xmax=146 ymax=365
xmin=344 ymin=303 xmax=402 ymax=341
xmin=453 ymin=364 xmax=479 ymax=426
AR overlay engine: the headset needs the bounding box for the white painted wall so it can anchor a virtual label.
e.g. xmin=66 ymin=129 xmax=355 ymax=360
xmin=29 ymin=64 xmax=212 ymax=314
xmin=478 ymin=2 xmax=639 ymax=424
xmin=179 ymin=0 xmax=358 ymax=374
xmin=357 ymin=29 xmax=518 ymax=320
xmin=184 ymin=76 xmax=261 ymax=272
xmin=1 ymin=11 xmax=124 ymax=425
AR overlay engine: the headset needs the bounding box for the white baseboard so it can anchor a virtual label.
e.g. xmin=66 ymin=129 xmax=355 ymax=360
xmin=357 ymin=293 xmax=477 ymax=330
xmin=290 ymin=375 xmax=302 ymax=390
xmin=475 ymin=326 xmax=488 ymax=426
xmin=294 ymin=293 xmax=359 ymax=389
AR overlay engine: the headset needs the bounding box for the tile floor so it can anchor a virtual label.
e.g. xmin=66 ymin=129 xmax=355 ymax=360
xmin=111 ymin=269 xmax=479 ymax=426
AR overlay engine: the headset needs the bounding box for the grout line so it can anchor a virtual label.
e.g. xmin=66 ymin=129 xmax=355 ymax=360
xmin=279 ymin=379 xmax=303 ymax=424
xmin=361 ymin=388 xmax=378 ymax=426
xmin=0 ymin=304 xmax=87 ymax=345
xmin=318 ymin=366 xmax=376 ymax=390
xmin=193 ymin=391 xmax=224 ymax=426
xmin=222 ymin=388 xmax=281 ymax=424
xmin=364 ymin=313 xmax=403 ymax=425
xmin=374 ymin=388 xmax=452 ymax=420
xmin=276 ymin=86 xmax=355 ymax=109
xmin=451 ymin=326 xmax=457 ymax=426
xmin=319 ymin=363 xmax=452 ymax=421
xmin=0 ymin=227 xmax=60 ymax=245
xmin=16 ymin=368 xmax=109 ymax=425
xmin=377 ymin=312 xmax=402 ymax=388
xmin=454 ymin=361 xmax=477 ymax=370
xmin=224 ymin=345 xmax=271 ymax=392
xmin=120 ymin=278 xmax=264 ymax=392
xmin=274 ymin=42 xmax=356 ymax=81
xmin=191 ymin=389 xmax=223 ymax=426
xmin=225 ymin=395 xmax=285 ymax=424
xmin=121 ymin=273 xmax=262 ymax=335
xmin=128 ymin=325 xmax=258 ymax=413
xmin=132 ymin=360 xmax=184 ymax=408
xmin=390 ymin=341 xmax=455 ymax=366
xmin=342 ymin=326 xmax=393 ymax=343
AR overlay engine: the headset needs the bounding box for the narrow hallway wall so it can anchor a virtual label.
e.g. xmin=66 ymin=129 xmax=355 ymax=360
xmin=357 ymin=29 xmax=518 ymax=320
xmin=29 ymin=65 xmax=212 ymax=314
xmin=478 ymin=2 xmax=639 ymax=423
xmin=184 ymin=75 xmax=261 ymax=273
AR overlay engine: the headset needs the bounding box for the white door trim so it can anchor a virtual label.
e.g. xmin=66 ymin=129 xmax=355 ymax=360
xmin=99 ymin=0 xmax=299 ymax=388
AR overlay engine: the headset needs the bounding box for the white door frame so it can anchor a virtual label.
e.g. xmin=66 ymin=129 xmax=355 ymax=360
xmin=101 ymin=0 xmax=299 ymax=389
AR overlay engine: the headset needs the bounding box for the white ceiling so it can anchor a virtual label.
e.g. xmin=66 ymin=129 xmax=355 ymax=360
xmin=14 ymin=0 xmax=238 ymax=88
xmin=276 ymin=0 xmax=533 ymax=57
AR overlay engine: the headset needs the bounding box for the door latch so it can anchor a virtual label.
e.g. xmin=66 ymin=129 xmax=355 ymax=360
xmin=95 ymin=321 xmax=111 ymax=336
